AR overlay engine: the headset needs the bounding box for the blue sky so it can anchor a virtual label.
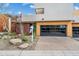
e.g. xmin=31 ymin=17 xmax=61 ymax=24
xmin=74 ymin=3 xmax=79 ymax=10
xmin=0 ymin=3 xmax=35 ymax=15
xmin=0 ymin=3 xmax=79 ymax=15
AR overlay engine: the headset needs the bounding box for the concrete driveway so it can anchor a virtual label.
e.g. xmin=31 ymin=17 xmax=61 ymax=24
xmin=35 ymin=36 xmax=79 ymax=50
xmin=0 ymin=36 xmax=79 ymax=56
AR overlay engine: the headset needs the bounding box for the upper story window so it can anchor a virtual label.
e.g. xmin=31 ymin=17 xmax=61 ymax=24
xmin=35 ymin=8 xmax=44 ymax=14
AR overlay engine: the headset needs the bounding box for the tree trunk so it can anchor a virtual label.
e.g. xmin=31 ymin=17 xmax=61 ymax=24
xmin=20 ymin=22 xmax=24 ymax=35
xmin=19 ymin=16 xmax=24 ymax=35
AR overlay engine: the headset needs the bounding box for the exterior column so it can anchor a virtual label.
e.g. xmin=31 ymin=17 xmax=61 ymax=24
xmin=67 ymin=21 xmax=72 ymax=37
xmin=36 ymin=23 xmax=40 ymax=38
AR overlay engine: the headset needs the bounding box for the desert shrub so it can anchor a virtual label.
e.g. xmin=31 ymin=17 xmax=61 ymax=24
xmin=8 ymin=32 xmax=16 ymax=36
xmin=24 ymin=32 xmax=29 ymax=36
xmin=21 ymin=36 xmax=29 ymax=43
xmin=3 ymin=32 xmax=8 ymax=35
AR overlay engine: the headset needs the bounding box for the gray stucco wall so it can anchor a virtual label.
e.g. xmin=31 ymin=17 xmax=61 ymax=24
xmin=22 ymin=15 xmax=35 ymax=22
xmin=34 ymin=3 xmax=73 ymax=21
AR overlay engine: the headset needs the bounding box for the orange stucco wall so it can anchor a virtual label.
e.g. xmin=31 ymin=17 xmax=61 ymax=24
xmin=36 ymin=21 xmax=73 ymax=37
xmin=72 ymin=23 xmax=79 ymax=27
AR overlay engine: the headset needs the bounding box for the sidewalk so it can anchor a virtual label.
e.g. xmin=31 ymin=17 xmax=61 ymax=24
xmin=0 ymin=50 xmax=79 ymax=56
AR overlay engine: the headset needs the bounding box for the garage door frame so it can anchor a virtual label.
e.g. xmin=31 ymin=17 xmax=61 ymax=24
xmin=36 ymin=20 xmax=72 ymax=37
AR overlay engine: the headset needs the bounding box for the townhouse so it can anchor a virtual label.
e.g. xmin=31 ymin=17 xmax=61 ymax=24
xmin=0 ymin=3 xmax=79 ymax=38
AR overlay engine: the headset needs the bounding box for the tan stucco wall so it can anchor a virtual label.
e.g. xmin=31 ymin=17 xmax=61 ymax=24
xmin=36 ymin=20 xmax=73 ymax=37
xmin=72 ymin=23 xmax=79 ymax=27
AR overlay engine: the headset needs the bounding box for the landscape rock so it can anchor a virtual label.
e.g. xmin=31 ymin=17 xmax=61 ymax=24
xmin=2 ymin=35 xmax=8 ymax=39
xmin=0 ymin=32 xmax=4 ymax=36
xmin=8 ymin=36 xmax=12 ymax=39
xmin=18 ymin=43 xmax=29 ymax=49
xmin=9 ymin=38 xmax=22 ymax=46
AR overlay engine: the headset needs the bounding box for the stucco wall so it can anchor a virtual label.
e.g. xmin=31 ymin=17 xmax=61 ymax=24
xmin=17 ymin=15 xmax=35 ymax=22
xmin=73 ymin=10 xmax=79 ymax=22
xmin=34 ymin=3 xmax=73 ymax=21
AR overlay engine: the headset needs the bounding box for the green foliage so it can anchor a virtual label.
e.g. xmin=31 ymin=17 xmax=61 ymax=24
xmin=21 ymin=36 xmax=28 ymax=43
xmin=9 ymin=32 xmax=16 ymax=36
xmin=24 ymin=32 xmax=29 ymax=36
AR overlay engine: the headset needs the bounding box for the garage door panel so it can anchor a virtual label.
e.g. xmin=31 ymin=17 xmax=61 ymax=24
xmin=73 ymin=27 xmax=79 ymax=37
xmin=40 ymin=25 xmax=67 ymax=36
xmin=41 ymin=32 xmax=66 ymax=36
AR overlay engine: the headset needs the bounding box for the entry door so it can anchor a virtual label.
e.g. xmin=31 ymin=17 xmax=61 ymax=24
xmin=40 ymin=25 xmax=67 ymax=36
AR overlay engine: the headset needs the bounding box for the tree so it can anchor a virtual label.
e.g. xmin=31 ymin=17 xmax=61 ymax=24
xmin=18 ymin=12 xmax=24 ymax=35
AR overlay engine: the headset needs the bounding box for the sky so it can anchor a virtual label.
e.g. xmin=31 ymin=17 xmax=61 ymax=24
xmin=0 ymin=3 xmax=35 ymax=15
xmin=74 ymin=3 xmax=79 ymax=10
xmin=0 ymin=3 xmax=79 ymax=16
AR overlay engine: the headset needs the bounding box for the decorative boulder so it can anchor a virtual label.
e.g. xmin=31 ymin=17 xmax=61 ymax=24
xmin=0 ymin=32 xmax=4 ymax=36
xmin=9 ymin=38 xmax=22 ymax=46
xmin=2 ymin=35 xmax=8 ymax=39
xmin=8 ymin=36 xmax=12 ymax=39
xmin=18 ymin=43 xmax=29 ymax=49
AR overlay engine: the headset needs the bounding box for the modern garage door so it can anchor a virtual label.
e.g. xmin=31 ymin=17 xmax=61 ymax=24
xmin=73 ymin=27 xmax=79 ymax=37
xmin=40 ymin=25 xmax=67 ymax=36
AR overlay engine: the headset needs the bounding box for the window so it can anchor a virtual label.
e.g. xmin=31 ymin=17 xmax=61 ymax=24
xmin=35 ymin=8 xmax=44 ymax=14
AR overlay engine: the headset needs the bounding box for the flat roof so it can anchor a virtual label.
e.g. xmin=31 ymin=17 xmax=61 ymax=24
xmin=35 ymin=20 xmax=72 ymax=22
xmin=12 ymin=20 xmax=73 ymax=23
